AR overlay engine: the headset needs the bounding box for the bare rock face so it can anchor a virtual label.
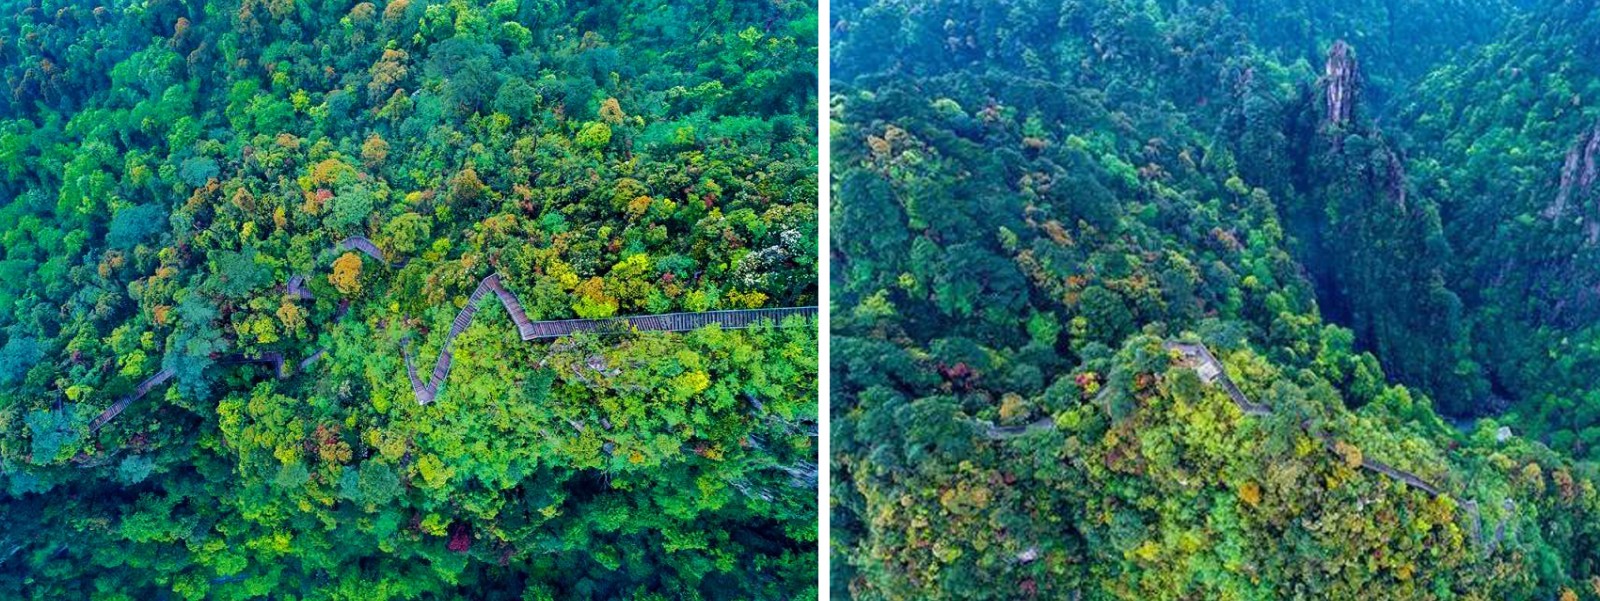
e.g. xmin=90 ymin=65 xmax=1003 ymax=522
xmin=1549 ymin=122 xmax=1600 ymax=226
xmin=1324 ymin=40 xmax=1359 ymax=126
xmin=1386 ymin=149 xmax=1409 ymax=208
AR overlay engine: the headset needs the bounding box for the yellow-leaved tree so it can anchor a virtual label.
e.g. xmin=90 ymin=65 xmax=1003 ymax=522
xmin=330 ymin=251 xmax=363 ymax=294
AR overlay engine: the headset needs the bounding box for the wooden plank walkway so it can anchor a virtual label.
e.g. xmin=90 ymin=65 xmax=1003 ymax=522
xmin=335 ymin=236 xmax=387 ymax=264
xmin=297 ymin=348 xmax=326 ymax=371
xmin=1313 ymin=432 xmax=1443 ymax=496
xmin=87 ymin=235 xmax=391 ymax=431
xmin=286 ymin=275 xmax=313 ymax=300
xmin=981 ymin=341 xmax=1455 ymax=501
xmin=1359 ymin=452 xmax=1444 ymax=496
xmin=403 ymin=275 xmax=505 ymax=405
xmin=90 ymin=235 xmax=816 ymax=425
xmin=516 ymin=307 xmax=818 ymax=341
xmin=219 ymin=352 xmax=285 ymax=377
xmin=1163 ymin=340 xmax=1448 ymax=497
xmin=89 ymin=346 xmax=333 ymax=433
xmin=984 ymin=416 xmax=1059 ymax=440
xmin=982 ymin=339 xmax=1505 ymax=552
xmin=88 ymin=369 xmax=174 ymax=432
xmin=485 ymin=276 xmax=536 ymax=339
xmin=401 ymin=273 xmax=817 ymax=404
xmin=1165 ymin=342 xmax=1271 ymax=415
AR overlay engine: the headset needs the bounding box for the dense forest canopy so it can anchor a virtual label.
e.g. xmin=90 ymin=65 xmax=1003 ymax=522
xmin=832 ymin=0 xmax=1600 ymax=598
xmin=0 ymin=0 xmax=819 ymax=598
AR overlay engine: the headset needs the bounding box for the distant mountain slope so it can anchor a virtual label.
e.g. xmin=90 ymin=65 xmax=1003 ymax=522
xmin=1391 ymin=0 xmax=1600 ymax=453
xmin=831 ymin=0 xmax=1600 ymax=599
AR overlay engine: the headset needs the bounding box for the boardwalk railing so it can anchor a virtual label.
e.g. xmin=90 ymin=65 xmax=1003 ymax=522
xmin=983 ymin=416 xmax=1058 ymax=440
xmin=88 ymin=240 xmax=815 ymax=428
xmin=403 ymin=273 xmax=817 ymax=405
xmin=1311 ymin=432 xmax=1443 ymax=496
xmin=517 ymin=307 xmax=818 ymax=340
xmin=88 ymin=237 xmax=393 ymax=431
xmin=286 ymin=275 xmax=313 ymax=300
xmin=334 ymin=236 xmax=387 ymax=264
xmin=982 ymin=340 xmax=1457 ymax=502
xmin=1165 ymin=341 xmax=1271 ymax=415
xmin=89 ymin=349 xmax=330 ymax=433
xmin=89 ymin=369 xmax=174 ymax=432
xmin=402 ymin=274 xmax=506 ymax=405
xmin=1163 ymin=340 xmax=1450 ymax=499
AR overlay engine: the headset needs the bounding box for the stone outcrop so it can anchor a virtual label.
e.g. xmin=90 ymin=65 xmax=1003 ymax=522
xmin=1549 ymin=122 xmax=1600 ymax=230
xmin=1324 ymin=40 xmax=1359 ymax=126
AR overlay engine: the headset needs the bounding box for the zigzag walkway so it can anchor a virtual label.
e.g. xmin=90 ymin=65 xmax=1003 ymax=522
xmin=402 ymin=273 xmax=816 ymax=404
xmin=1163 ymin=340 xmax=1446 ymax=496
xmin=1165 ymin=342 xmax=1272 ymax=415
xmin=985 ymin=338 xmax=1510 ymax=548
xmin=1166 ymin=341 xmax=1515 ymax=547
xmin=518 ymin=307 xmax=819 ymax=340
xmin=333 ymin=236 xmax=388 ymax=264
xmin=979 ymin=342 xmax=1453 ymax=498
xmin=87 ymin=237 xmax=817 ymax=427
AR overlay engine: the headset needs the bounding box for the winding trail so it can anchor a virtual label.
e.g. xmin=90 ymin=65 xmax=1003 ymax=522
xmin=87 ymin=237 xmax=817 ymax=427
xmin=1163 ymin=340 xmax=1446 ymax=496
xmin=401 ymin=272 xmax=816 ymax=405
xmin=1166 ymin=342 xmax=1271 ymax=416
xmin=981 ymin=341 xmax=1452 ymax=497
xmin=514 ymin=307 xmax=818 ymax=341
xmin=1170 ymin=341 xmax=1514 ymax=546
xmin=1313 ymin=432 xmax=1443 ymax=497
xmin=332 ymin=236 xmax=388 ymax=264
xmin=987 ymin=338 xmax=1512 ymax=548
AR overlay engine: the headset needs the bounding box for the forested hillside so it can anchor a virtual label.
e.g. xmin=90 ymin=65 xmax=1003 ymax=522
xmin=1394 ymin=2 xmax=1600 ymax=457
xmin=0 ymin=0 xmax=819 ymax=598
xmin=832 ymin=0 xmax=1600 ymax=598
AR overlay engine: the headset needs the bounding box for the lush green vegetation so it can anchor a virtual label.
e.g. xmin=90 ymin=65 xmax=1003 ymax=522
xmin=831 ymin=0 xmax=1600 ymax=598
xmin=0 ymin=0 xmax=818 ymax=598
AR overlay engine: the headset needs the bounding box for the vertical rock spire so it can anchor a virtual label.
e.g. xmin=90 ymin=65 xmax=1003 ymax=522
xmin=1324 ymin=40 xmax=1358 ymax=126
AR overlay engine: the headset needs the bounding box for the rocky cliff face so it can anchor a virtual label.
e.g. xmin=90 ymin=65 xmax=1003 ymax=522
xmin=1324 ymin=40 xmax=1359 ymax=126
xmin=1319 ymin=41 xmax=1409 ymax=207
xmin=1550 ymin=123 xmax=1600 ymax=237
xmin=1386 ymin=148 xmax=1409 ymax=208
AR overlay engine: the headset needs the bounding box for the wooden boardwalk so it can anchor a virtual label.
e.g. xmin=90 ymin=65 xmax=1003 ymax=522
xmin=485 ymin=276 xmax=536 ymax=339
xmin=1364 ymin=457 xmax=1444 ymax=497
xmin=297 ymin=349 xmax=326 ymax=371
xmin=335 ymin=236 xmax=387 ymax=264
xmin=88 ymin=347 xmax=334 ymax=433
xmin=286 ymin=275 xmax=313 ymax=300
xmin=516 ymin=307 xmax=818 ymax=340
xmin=982 ymin=341 xmax=1455 ymax=503
xmin=219 ymin=352 xmax=286 ymax=377
xmin=404 ymin=274 xmax=511 ymax=405
xmin=1165 ymin=342 xmax=1272 ymax=415
xmin=1163 ymin=340 xmax=1448 ymax=497
xmin=88 ymin=238 xmax=815 ymax=426
xmin=86 ymin=236 xmax=393 ymax=431
xmin=1320 ymin=435 xmax=1444 ymax=497
xmin=983 ymin=416 xmax=1059 ymax=440
xmin=402 ymin=273 xmax=817 ymax=405
xmin=88 ymin=369 xmax=174 ymax=432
